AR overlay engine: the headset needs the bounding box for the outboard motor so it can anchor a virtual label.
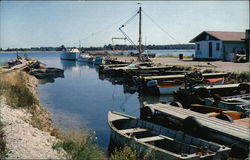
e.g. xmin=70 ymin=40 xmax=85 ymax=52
xmin=146 ymin=80 xmax=158 ymax=87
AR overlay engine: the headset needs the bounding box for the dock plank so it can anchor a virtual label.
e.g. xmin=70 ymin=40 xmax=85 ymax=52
xmin=137 ymin=135 xmax=165 ymax=143
xmin=147 ymin=103 xmax=250 ymax=140
xmin=120 ymin=128 xmax=148 ymax=134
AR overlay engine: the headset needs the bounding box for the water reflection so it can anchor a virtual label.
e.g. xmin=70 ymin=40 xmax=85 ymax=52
xmin=60 ymin=60 xmax=77 ymax=71
xmin=39 ymin=78 xmax=55 ymax=84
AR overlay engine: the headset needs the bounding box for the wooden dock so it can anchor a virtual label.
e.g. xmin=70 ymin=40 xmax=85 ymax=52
xmin=141 ymin=72 xmax=229 ymax=81
xmin=145 ymin=103 xmax=250 ymax=157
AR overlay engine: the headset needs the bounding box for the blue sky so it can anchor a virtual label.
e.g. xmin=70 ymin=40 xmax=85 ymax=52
xmin=0 ymin=1 xmax=249 ymax=49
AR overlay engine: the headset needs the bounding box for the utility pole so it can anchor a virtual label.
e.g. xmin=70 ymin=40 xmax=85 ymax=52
xmin=138 ymin=6 xmax=142 ymax=61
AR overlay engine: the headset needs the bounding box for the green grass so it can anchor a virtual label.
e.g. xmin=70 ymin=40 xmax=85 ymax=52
xmin=110 ymin=145 xmax=137 ymax=160
xmin=53 ymin=131 xmax=104 ymax=160
xmin=228 ymin=71 xmax=250 ymax=83
xmin=1 ymin=72 xmax=38 ymax=109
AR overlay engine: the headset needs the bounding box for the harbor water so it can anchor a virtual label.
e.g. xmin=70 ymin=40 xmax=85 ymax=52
xmin=0 ymin=51 xmax=180 ymax=149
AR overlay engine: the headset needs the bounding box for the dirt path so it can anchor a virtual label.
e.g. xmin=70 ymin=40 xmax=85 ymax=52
xmin=109 ymin=56 xmax=249 ymax=72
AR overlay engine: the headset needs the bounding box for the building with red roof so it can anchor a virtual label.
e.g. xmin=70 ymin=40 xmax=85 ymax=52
xmin=190 ymin=30 xmax=248 ymax=61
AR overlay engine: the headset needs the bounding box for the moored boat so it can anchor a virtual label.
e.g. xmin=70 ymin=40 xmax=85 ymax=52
xmin=108 ymin=110 xmax=230 ymax=160
xmin=204 ymin=93 xmax=250 ymax=113
xmin=94 ymin=56 xmax=104 ymax=65
xmin=142 ymin=103 xmax=249 ymax=158
xmin=78 ymin=53 xmax=92 ymax=62
xmin=60 ymin=48 xmax=80 ymax=60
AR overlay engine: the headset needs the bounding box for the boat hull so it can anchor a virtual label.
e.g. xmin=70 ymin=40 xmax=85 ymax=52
xmin=78 ymin=57 xmax=89 ymax=62
xmin=108 ymin=111 xmax=230 ymax=160
xmin=60 ymin=52 xmax=79 ymax=60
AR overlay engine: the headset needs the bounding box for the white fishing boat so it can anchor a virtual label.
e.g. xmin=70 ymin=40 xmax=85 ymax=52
xmin=78 ymin=53 xmax=92 ymax=62
xmin=108 ymin=110 xmax=230 ymax=160
xmin=60 ymin=48 xmax=80 ymax=61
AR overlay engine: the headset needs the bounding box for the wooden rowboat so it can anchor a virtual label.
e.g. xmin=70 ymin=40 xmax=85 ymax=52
xmin=108 ymin=111 xmax=230 ymax=160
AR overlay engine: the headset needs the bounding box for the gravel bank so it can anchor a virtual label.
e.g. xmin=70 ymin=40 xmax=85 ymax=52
xmin=0 ymin=97 xmax=65 ymax=159
xmin=0 ymin=71 xmax=66 ymax=159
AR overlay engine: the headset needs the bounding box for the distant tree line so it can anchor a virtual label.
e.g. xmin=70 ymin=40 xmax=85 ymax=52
xmin=1 ymin=44 xmax=194 ymax=52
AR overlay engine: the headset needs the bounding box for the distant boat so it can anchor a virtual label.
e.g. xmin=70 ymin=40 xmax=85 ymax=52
xmin=108 ymin=110 xmax=230 ymax=160
xmin=94 ymin=56 xmax=104 ymax=65
xmin=78 ymin=53 xmax=92 ymax=62
xmin=60 ymin=48 xmax=80 ymax=61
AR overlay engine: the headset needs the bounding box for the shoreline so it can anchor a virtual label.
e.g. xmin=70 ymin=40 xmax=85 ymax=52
xmin=0 ymin=71 xmax=66 ymax=159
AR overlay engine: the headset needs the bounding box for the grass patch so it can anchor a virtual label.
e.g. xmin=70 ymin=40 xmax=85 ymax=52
xmin=53 ymin=130 xmax=104 ymax=160
xmin=1 ymin=71 xmax=38 ymax=108
xmin=157 ymin=54 xmax=192 ymax=58
xmin=110 ymin=145 xmax=137 ymax=160
xmin=0 ymin=71 xmax=60 ymax=136
xmin=110 ymin=145 xmax=156 ymax=160
xmin=228 ymin=71 xmax=250 ymax=83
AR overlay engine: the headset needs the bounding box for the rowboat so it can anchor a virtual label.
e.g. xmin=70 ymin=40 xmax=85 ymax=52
xmin=173 ymin=83 xmax=250 ymax=108
xmin=204 ymin=93 xmax=250 ymax=113
xmin=108 ymin=110 xmax=230 ymax=160
xmin=143 ymin=103 xmax=249 ymax=158
xmin=146 ymin=77 xmax=225 ymax=95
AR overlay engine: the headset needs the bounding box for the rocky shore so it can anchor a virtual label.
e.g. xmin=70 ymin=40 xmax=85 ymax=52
xmin=0 ymin=71 xmax=65 ymax=159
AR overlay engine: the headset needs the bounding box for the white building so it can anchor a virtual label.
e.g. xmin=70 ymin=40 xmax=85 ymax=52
xmin=190 ymin=31 xmax=246 ymax=61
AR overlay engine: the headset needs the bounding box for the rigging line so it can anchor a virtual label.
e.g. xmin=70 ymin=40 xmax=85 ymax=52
xmin=119 ymin=28 xmax=138 ymax=51
xmin=142 ymin=10 xmax=181 ymax=44
xmin=122 ymin=11 xmax=139 ymax=27
xmin=68 ymin=10 xmax=138 ymax=47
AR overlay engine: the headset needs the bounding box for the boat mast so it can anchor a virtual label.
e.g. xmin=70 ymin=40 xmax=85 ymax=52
xmin=138 ymin=6 xmax=142 ymax=61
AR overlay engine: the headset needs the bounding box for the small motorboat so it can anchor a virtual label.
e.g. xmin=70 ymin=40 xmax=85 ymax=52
xmin=94 ymin=56 xmax=104 ymax=65
xmin=108 ymin=110 xmax=230 ymax=160
xmin=78 ymin=53 xmax=92 ymax=62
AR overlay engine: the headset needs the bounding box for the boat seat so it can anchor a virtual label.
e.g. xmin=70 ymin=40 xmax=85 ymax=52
xmin=137 ymin=135 xmax=167 ymax=143
xmin=120 ymin=128 xmax=148 ymax=134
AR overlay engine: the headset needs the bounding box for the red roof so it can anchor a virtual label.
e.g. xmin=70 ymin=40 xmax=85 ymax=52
xmin=206 ymin=31 xmax=245 ymax=41
xmin=190 ymin=31 xmax=245 ymax=42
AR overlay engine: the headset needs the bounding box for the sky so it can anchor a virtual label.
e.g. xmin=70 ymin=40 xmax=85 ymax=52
xmin=0 ymin=1 xmax=249 ymax=49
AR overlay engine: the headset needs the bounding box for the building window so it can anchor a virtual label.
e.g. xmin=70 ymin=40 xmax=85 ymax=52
xmin=216 ymin=43 xmax=220 ymax=51
xmin=206 ymin=35 xmax=209 ymax=40
xmin=197 ymin=43 xmax=200 ymax=50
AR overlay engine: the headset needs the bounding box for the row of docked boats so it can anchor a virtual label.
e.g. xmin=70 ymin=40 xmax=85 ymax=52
xmin=108 ymin=110 xmax=231 ymax=160
xmin=60 ymin=48 xmax=105 ymax=65
xmin=100 ymin=60 xmax=249 ymax=159
xmin=4 ymin=56 xmax=64 ymax=81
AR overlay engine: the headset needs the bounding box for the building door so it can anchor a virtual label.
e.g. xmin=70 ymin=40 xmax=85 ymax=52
xmin=209 ymin=42 xmax=212 ymax=57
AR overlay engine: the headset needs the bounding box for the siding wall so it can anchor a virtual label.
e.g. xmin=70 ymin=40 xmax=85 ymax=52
xmin=223 ymin=41 xmax=246 ymax=61
xmin=195 ymin=40 xmax=223 ymax=59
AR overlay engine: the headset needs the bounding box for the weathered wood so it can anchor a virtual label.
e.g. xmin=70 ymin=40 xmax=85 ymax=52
xmin=148 ymin=103 xmax=249 ymax=136
xmin=137 ymin=135 xmax=165 ymax=143
xmin=142 ymin=73 xmax=229 ymax=80
xmin=120 ymin=128 xmax=148 ymax=134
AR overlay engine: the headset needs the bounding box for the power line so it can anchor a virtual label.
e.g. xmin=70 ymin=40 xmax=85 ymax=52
xmin=68 ymin=10 xmax=138 ymax=47
xmin=142 ymin=10 xmax=181 ymax=44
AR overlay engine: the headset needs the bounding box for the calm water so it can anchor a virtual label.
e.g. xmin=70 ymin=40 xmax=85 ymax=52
xmin=0 ymin=51 xmax=175 ymax=149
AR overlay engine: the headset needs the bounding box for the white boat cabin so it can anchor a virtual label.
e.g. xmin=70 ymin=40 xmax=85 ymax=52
xmin=190 ymin=31 xmax=247 ymax=61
